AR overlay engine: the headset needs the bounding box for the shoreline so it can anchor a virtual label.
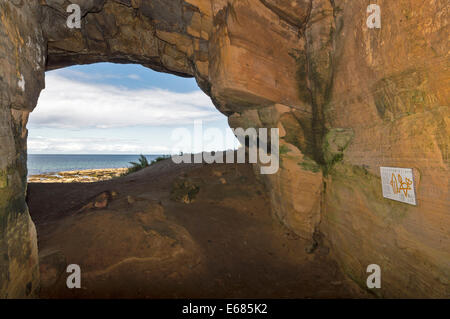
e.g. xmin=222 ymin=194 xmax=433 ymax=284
xmin=27 ymin=168 xmax=128 ymax=183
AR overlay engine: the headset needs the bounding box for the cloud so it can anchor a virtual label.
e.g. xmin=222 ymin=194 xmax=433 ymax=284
xmin=28 ymin=136 xmax=171 ymax=154
xmin=30 ymin=73 xmax=223 ymax=129
xmin=127 ymin=74 xmax=141 ymax=80
xmin=56 ymin=69 xmax=141 ymax=81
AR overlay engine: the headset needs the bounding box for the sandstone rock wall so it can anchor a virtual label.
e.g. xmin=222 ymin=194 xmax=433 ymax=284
xmin=0 ymin=0 xmax=448 ymax=298
xmin=0 ymin=0 xmax=44 ymax=298
xmin=320 ymin=0 xmax=449 ymax=298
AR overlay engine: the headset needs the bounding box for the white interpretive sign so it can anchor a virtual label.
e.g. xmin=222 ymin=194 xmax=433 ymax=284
xmin=380 ymin=167 xmax=417 ymax=205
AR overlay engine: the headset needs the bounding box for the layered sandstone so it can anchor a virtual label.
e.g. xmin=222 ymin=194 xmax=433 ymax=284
xmin=0 ymin=0 xmax=448 ymax=298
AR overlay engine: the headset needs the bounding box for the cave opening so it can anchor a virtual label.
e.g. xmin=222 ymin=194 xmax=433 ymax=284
xmin=1 ymin=0 xmax=447 ymax=301
xmin=23 ymin=62 xmax=353 ymax=299
xmin=24 ymin=62 xmax=278 ymax=298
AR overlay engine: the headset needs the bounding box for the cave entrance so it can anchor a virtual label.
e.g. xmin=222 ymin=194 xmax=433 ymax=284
xmin=26 ymin=62 xmax=237 ymax=176
xmin=2 ymin=0 xmax=330 ymax=299
xmin=25 ymin=62 xmax=273 ymax=298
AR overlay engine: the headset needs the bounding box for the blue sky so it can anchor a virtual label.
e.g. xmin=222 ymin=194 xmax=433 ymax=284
xmin=28 ymin=63 xmax=238 ymax=154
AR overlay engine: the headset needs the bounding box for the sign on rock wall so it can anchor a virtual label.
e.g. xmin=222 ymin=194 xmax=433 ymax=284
xmin=380 ymin=167 xmax=417 ymax=205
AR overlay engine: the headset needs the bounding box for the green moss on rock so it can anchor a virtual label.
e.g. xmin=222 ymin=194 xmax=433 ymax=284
xmin=330 ymin=163 xmax=408 ymax=223
xmin=298 ymin=157 xmax=321 ymax=173
xmin=322 ymin=128 xmax=354 ymax=175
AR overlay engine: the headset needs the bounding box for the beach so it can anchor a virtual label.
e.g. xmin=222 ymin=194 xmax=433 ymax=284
xmin=27 ymin=168 xmax=128 ymax=183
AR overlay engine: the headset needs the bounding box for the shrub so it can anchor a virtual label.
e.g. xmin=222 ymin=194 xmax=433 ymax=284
xmin=125 ymin=155 xmax=170 ymax=175
xmin=127 ymin=155 xmax=150 ymax=174
xmin=151 ymin=155 xmax=170 ymax=165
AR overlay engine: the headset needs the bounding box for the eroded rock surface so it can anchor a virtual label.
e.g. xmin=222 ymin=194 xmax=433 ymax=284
xmin=0 ymin=0 xmax=448 ymax=298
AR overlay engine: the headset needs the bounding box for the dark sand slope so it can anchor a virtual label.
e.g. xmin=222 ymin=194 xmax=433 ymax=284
xmin=27 ymin=160 xmax=369 ymax=298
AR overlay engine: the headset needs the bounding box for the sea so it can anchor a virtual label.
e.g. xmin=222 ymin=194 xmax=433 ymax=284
xmin=27 ymin=154 xmax=165 ymax=176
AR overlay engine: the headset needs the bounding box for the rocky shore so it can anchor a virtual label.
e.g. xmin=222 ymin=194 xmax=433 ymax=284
xmin=28 ymin=168 xmax=128 ymax=183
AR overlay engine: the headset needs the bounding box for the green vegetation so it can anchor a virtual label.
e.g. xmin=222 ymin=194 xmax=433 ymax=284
xmin=151 ymin=155 xmax=170 ymax=164
xmin=125 ymin=155 xmax=170 ymax=175
xmin=278 ymin=144 xmax=292 ymax=169
xmin=323 ymin=153 xmax=344 ymax=176
xmin=127 ymin=155 xmax=150 ymax=174
xmin=279 ymin=144 xmax=291 ymax=155
xmin=329 ymin=163 xmax=408 ymax=224
xmin=170 ymin=178 xmax=200 ymax=204
xmin=321 ymin=128 xmax=354 ymax=176
xmin=298 ymin=157 xmax=321 ymax=173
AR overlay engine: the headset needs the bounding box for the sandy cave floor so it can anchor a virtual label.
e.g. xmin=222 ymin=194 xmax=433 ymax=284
xmin=27 ymin=159 xmax=370 ymax=299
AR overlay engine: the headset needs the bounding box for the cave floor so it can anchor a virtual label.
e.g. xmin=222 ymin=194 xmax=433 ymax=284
xmin=27 ymin=159 xmax=369 ymax=298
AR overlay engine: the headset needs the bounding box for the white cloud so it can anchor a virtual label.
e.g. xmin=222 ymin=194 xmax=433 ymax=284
xmin=28 ymin=136 xmax=171 ymax=154
xmin=127 ymin=74 xmax=141 ymax=80
xmin=56 ymin=70 xmax=141 ymax=81
xmin=30 ymin=73 xmax=223 ymax=129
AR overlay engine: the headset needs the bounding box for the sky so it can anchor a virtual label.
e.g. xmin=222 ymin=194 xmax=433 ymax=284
xmin=28 ymin=63 xmax=238 ymax=154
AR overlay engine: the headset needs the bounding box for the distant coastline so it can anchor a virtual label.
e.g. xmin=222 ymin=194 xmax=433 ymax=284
xmin=28 ymin=168 xmax=128 ymax=183
xmin=28 ymin=154 xmax=165 ymax=176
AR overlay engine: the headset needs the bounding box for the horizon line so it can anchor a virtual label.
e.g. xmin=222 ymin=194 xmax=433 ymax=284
xmin=28 ymin=153 xmax=169 ymax=156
